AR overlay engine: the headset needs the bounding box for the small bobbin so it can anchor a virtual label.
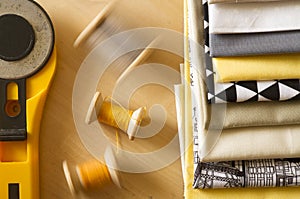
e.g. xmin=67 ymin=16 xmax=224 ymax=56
xmin=62 ymin=147 xmax=121 ymax=196
xmin=116 ymin=37 xmax=159 ymax=84
xmin=86 ymin=92 xmax=145 ymax=140
xmin=73 ymin=0 xmax=117 ymax=48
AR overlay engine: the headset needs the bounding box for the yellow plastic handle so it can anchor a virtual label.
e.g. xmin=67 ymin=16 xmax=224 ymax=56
xmin=0 ymin=48 xmax=56 ymax=199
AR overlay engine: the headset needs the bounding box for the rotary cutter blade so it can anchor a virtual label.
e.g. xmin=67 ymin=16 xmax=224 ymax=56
xmin=0 ymin=0 xmax=54 ymax=79
xmin=0 ymin=0 xmax=56 ymax=198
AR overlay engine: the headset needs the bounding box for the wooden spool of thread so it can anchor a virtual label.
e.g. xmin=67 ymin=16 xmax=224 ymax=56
xmin=76 ymin=160 xmax=113 ymax=190
xmin=98 ymin=100 xmax=133 ymax=133
xmin=73 ymin=0 xmax=117 ymax=48
xmin=86 ymin=92 xmax=146 ymax=140
xmin=115 ymin=37 xmax=158 ymax=84
xmin=63 ymin=147 xmax=121 ymax=196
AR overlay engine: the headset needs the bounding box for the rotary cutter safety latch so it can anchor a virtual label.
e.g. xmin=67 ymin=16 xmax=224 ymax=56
xmin=0 ymin=0 xmax=54 ymax=141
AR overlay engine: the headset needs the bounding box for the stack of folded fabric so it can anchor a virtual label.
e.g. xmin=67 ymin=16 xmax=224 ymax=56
xmin=176 ymin=0 xmax=300 ymax=198
xmin=207 ymin=0 xmax=300 ymax=103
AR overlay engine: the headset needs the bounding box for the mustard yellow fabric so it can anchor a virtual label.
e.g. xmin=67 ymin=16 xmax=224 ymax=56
xmin=214 ymin=54 xmax=300 ymax=82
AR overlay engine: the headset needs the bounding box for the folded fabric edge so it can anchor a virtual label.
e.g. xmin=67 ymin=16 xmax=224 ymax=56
xmin=213 ymin=54 xmax=300 ymax=83
xmin=193 ymin=158 xmax=300 ymax=189
xmin=174 ymin=84 xmax=186 ymax=182
xmin=209 ymin=31 xmax=300 ymax=57
xmin=208 ymin=2 xmax=300 ymax=34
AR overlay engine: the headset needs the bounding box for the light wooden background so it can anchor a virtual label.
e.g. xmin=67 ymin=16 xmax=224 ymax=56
xmin=36 ymin=0 xmax=184 ymax=198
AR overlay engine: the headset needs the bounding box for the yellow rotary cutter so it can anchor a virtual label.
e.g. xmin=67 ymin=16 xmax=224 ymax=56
xmin=0 ymin=0 xmax=56 ymax=198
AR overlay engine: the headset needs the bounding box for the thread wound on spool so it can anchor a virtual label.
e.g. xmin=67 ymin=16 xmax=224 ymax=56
xmin=98 ymin=100 xmax=133 ymax=133
xmin=76 ymin=160 xmax=112 ymax=190
xmin=116 ymin=130 xmax=120 ymax=153
xmin=86 ymin=92 xmax=145 ymax=140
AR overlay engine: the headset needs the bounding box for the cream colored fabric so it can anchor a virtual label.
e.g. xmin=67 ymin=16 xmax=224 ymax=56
xmin=215 ymin=101 xmax=300 ymax=129
xmin=174 ymin=84 xmax=186 ymax=178
xmin=209 ymin=1 xmax=300 ymax=34
xmin=213 ymin=54 xmax=300 ymax=82
xmin=202 ymin=124 xmax=300 ymax=162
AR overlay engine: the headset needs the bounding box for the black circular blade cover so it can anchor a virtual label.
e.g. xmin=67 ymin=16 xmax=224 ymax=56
xmin=0 ymin=14 xmax=35 ymax=61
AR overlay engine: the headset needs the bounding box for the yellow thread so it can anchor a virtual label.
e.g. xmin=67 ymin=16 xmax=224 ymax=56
xmin=0 ymin=142 xmax=2 ymax=161
xmin=116 ymin=130 xmax=120 ymax=154
xmin=76 ymin=160 xmax=112 ymax=190
xmin=98 ymin=100 xmax=133 ymax=133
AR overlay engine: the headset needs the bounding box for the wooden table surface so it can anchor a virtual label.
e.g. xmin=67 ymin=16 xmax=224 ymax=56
xmin=36 ymin=0 xmax=184 ymax=198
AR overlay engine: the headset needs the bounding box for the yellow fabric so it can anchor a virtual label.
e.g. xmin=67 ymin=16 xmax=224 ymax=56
xmin=184 ymin=0 xmax=300 ymax=197
xmin=214 ymin=54 xmax=300 ymax=82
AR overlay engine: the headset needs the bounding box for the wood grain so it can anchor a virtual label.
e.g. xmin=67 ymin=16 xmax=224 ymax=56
xmin=36 ymin=0 xmax=184 ymax=198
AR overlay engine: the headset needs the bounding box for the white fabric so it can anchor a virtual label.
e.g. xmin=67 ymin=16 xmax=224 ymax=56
xmin=209 ymin=1 xmax=300 ymax=34
xmin=174 ymin=84 xmax=186 ymax=177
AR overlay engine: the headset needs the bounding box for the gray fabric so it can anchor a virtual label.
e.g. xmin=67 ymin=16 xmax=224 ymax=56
xmin=210 ymin=31 xmax=300 ymax=57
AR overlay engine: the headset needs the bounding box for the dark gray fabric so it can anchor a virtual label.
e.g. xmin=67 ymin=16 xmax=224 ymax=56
xmin=210 ymin=31 xmax=300 ymax=57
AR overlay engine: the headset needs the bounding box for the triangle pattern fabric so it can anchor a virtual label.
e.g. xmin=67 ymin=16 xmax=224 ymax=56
xmin=214 ymin=82 xmax=234 ymax=96
xmin=207 ymin=93 xmax=214 ymax=101
xmin=236 ymin=84 xmax=257 ymax=102
xmin=214 ymin=96 xmax=227 ymax=103
xmin=236 ymin=81 xmax=258 ymax=93
xmin=206 ymin=69 xmax=213 ymax=77
xmin=290 ymin=93 xmax=300 ymax=101
xmin=258 ymin=95 xmax=271 ymax=102
xmin=204 ymin=20 xmax=209 ymax=29
xmin=257 ymin=81 xmax=277 ymax=93
xmin=225 ymin=85 xmax=237 ymax=102
xmin=258 ymin=82 xmax=280 ymax=100
xmin=205 ymin=53 xmax=213 ymax=71
xmin=215 ymin=84 xmax=236 ymax=102
xmin=279 ymin=79 xmax=300 ymax=90
xmin=246 ymin=95 xmax=259 ymax=102
xmin=205 ymin=46 xmax=210 ymax=53
xmin=278 ymin=82 xmax=300 ymax=100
